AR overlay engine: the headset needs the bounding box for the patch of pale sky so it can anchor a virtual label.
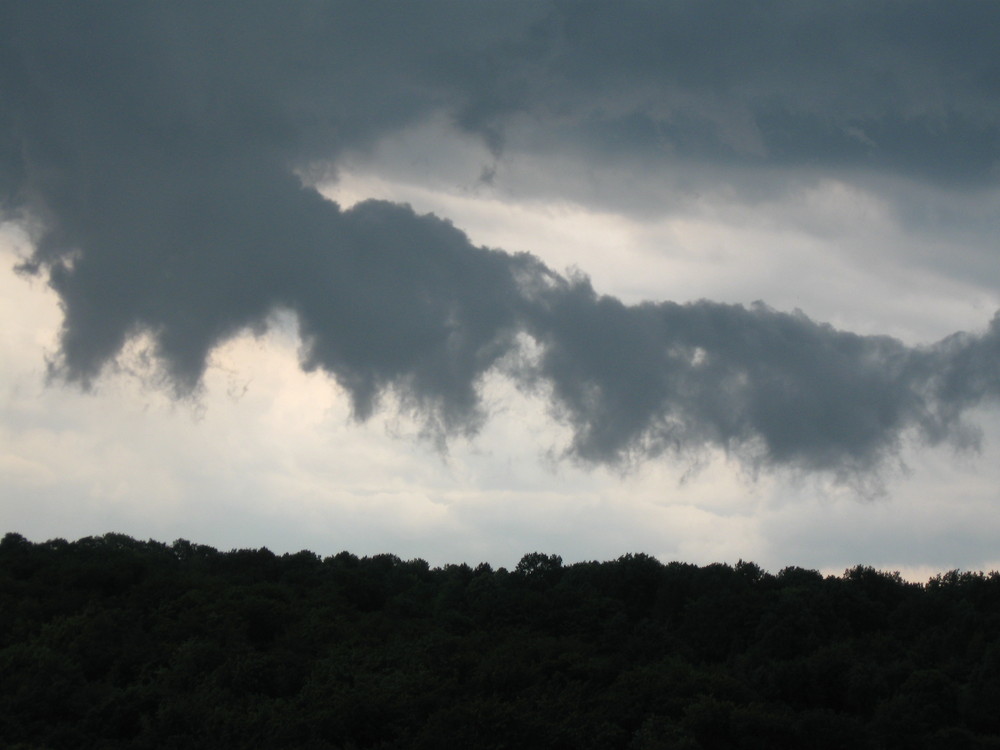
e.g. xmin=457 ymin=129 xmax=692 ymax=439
xmin=323 ymin=130 xmax=998 ymax=346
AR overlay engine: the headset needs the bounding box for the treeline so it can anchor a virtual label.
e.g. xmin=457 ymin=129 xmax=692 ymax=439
xmin=2 ymin=533 xmax=1000 ymax=749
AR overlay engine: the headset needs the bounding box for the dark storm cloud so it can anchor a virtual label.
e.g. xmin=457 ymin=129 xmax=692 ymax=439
xmin=522 ymin=277 xmax=996 ymax=477
xmin=527 ymin=1 xmax=1000 ymax=187
xmin=3 ymin=1 xmax=1000 ymax=479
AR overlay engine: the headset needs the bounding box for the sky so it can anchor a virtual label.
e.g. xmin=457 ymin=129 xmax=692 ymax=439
xmin=3 ymin=1 xmax=1000 ymax=578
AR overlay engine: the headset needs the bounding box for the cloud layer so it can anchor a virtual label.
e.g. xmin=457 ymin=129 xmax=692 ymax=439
xmin=3 ymin=1 xmax=1000 ymax=482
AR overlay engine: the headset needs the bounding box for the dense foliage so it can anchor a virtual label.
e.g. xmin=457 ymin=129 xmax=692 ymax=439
xmin=2 ymin=532 xmax=1000 ymax=749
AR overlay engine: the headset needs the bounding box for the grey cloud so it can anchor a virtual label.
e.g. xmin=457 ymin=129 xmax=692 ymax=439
xmin=290 ymin=199 xmax=545 ymax=432
xmin=431 ymin=0 xmax=1000 ymax=193
xmin=523 ymin=279 xmax=994 ymax=478
xmin=5 ymin=1 xmax=999 ymax=212
xmin=3 ymin=1 xmax=1000 ymax=481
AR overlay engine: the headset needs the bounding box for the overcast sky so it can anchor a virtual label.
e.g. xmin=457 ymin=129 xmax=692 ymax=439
xmin=3 ymin=1 xmax=1000 ymax=578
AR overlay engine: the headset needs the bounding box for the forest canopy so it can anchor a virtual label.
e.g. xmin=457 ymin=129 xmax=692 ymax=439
xmin=2 ymin=532 xmax=1000 ymax=749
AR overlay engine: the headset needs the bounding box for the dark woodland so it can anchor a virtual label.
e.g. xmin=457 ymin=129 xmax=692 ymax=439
xmin=2 ymin=532 xmax=1000 ymax=749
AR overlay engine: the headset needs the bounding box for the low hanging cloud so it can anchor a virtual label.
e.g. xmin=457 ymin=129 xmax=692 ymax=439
xmin=3 ymin=1 xmax=1000 ymax=482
